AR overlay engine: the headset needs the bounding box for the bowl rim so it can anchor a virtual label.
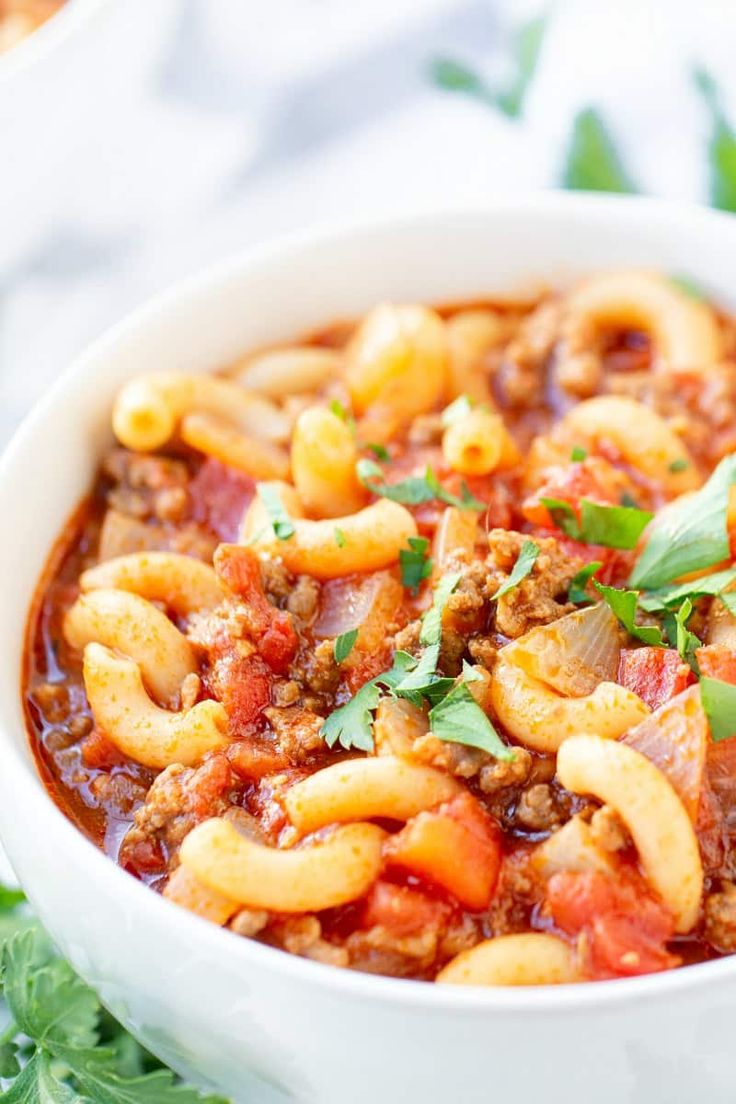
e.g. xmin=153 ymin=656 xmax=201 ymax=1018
xmin=3 ymin=190 xmax=736 ymax=1014
xmin=0 ymin=0 xmax=113 ymax=83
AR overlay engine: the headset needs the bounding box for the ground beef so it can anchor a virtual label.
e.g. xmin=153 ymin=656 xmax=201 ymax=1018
xmin=479 ymin=748 xmax=533 ymax=794
xmin=704 ymin=882 xmax=736 ymax=953
xmin=102 ymin=448 xmax=190 ymax=523
xmin=98 ymin=509 xmax=217 ymax=562
xmin=286 ymin=576 xmax=320 ymax=624
xmin=31 ymin=682 xmax=71 ymax=725
xmin=497 ymin=301 xmax=562 ymax=409
xmin=487 ymin=528 xmax=581 ymax=638
xmin=265 ymin=916 xmax=349 ymax=967
xmin=514 ymin=783 xmax=563 ymax=832
xmin=264 ymin=705 xmax=325 ymax=763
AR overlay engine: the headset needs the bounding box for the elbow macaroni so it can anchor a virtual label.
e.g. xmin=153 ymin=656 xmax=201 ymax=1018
xmin=180 ymin=817 xmax=386 ymax=912
xmin=180 ymin=412 xmax=290 ymax=480
xmin=234 ymin=346 xmax=341 ymax=397
xmin=438 ymin=933 xmax=579 ymax=986
xmin=442 ymin=408 xmax=519 ymax=476
xmin=82 ymin=642 xmax=229 ymax=769
xmin=80 ymin=551 xmax=224 ymax=616
xmin=291 ymin=406 xmax=366 ymax=518
xmin=556 ymin=734 xmax=703 ymax=932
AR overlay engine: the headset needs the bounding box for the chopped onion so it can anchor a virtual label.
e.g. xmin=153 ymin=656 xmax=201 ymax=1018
xmin=503 ymin=602 xmax=623 ymax=697
xmin=314 ymin=571 xmax=404 ymax=658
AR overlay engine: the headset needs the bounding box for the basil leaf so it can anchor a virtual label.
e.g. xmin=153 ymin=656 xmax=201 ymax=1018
xmin=256 ymin=482 xmax=295 ymax=541
xmin=694 ymin=67 xmax=736 ymax=213
xmin=541 ymin=497 xmax=652 ymax=550
xmin=701 ymin=677 xmax=736 ymax=741
xmin=562 ymin=108 xmax=637 ymax=193
xmin=334 ymin=629 xmax=358 ymax=665
xmin=420 ymin=573 xmax=462 ymax=646
xmin=630 ymin=455 xmax=736 ymax=589
xmin=493 ymin=540 xmax=540 ymax=600
xmin=399 ymin=536 xmax=433 ymax=593
xmin=429 ymin=682 xmax=513 ymax=761
xmin=594 ymin=582 xmax=665 ymax=646
xmin=568 ymin=560 xmax=603 ymax=605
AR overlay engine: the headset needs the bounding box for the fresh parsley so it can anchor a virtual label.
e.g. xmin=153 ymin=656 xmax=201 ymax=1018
xmin=541 ymin=497 xmax=653 ymax=550
xmin=0 ymin=910 xmax=226 ymax=1103
xmin=570 ymin=445 xmax=588 ymax=462
xmin=700 ymin=677 xmax=736 ymax=741
xmin=637 ymin=566 xmax=736 ymax=613
xmin=668 ymin=457 xmax=690 ymax=473
xmin=320 ymin=652 xmax=415 ymax=752
xmin=364 ymin=442 xmax=390 ymax=461
xmin=419 ymin=573 xmax=462 ymax=646
xmin=593 ymin=582 xmax=665 ymax=646
xmin=630 ymin=455 xmax=736 ymax=588
xmin=428 ymin=681 xmax=513 ymax=761
xmin=334 ymin=527 xmax=346 ymax=548
xmin=256 ymin=482 xmax=295 ymax=541
xmin=399 ymin=537 xmax=433 ymax=593
xmin=333 ymin=629 xmax=358 ymax=665
xmin=561 ymin=108 xmax=638 ymax=193
xmin=568 ymin=560 xmax=603 ymax=605
xmin=356 ymin=459 xmax=484 ymax=511
xmin=673 ymin=598 xmax=702 ymax=672
xmin=493 ymin=540 xmax=540 ymax=601
xmin=694 ymin=67 xmax=736 ymax=213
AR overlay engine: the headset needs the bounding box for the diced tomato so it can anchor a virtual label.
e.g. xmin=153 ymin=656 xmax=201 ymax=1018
xmin=227 ymin=740 xmax=289 ymax=780
xmin=209 ymin=649 xmax=272 ymax=733
xmin=188 ymin=458 xmax=256 ymax=541
xmin=361 ymin=880 xmax=450 ymax=936
xmin=344 ymin=649 xmax=392 ymax=695
xmin=618 ymin=647 xmax=694 ymax=712
xmin=521 ymin=459 xmax=622 ymax=529
xmin=701 ymin=736 xmax=736 ymax=875
xmin=623 ymin=685 xmax=707 ymax=821
xmin=182 ymin=753 xmax=234 ymax=818
xmin=214 ymin=545 xmax=298 ymax=674
xmin=696 ymin=644 xmax=736 ymax=685
xmin=384 ymin=792 xmax=503 ymax=910
xmin=80 ymin=727 xmax=127 ymax=770
xmin=546 ymin=869 xmax=678 ymax=979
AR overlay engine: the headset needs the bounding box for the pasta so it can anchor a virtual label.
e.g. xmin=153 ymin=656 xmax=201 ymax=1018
xmin=26 ymin=272 xmax=736 ymax=986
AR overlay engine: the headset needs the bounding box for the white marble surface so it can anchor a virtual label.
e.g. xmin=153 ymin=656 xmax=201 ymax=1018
xmin=3 ymin=0 xmax=736 ymax=452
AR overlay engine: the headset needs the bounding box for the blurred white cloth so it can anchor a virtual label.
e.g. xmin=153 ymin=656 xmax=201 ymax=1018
xmin=2 ymin=0 xmax=736 ymax=446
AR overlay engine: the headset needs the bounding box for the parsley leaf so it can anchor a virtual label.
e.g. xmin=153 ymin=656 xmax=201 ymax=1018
xmin=594 ymin=582 xmax=665 ymax=646
xmin=320 ymin=653 xmax=415 ymax=752
xmin=570 ymin=445 xmax=587 ymax=462
xmin=364 ymin=442 xmax=389 ymax=461
xmin=333 ymin=527 xmax=346 ymax=548
xmin=329 ymin=399 xmax=355 ymax=433
xmin=668 ymin=457 xmax=690 ymax=473
xmin=674 ymin=598 xmax=702 ymax=672
xmin=429 ymin=682 xmax=513 ymax=761
xmin=493 ymin=540 xmax=539 ymax=601
xmin=399 ymin=537 xmax=433 ymax=593
xmin=333 ymin=629 xmax=358 ymax=665
xmin=637 ymin=567 xmax=736 ymax=613
xmin=419 ymin=573 xmax=462 ymax=646
xmin=430 ymin=15 xmax=546 ymax=119
xmin=694 ymin=67 xmax=736 ymax=213
xmin=630 ymin=455 xmax=736 ymax=588
xmin=393 ymin=645 xmax=453 ymax=707
xmin=356 ymin=459 xmax=484 ymax=511
xmin=255 ymin=482 xmax=295 ymax=541
xmin=701 ymin=677 xmax=736 ymax=741
xmin=568 ymin=560 xmax=603 ymax=605
xmin=562 ymin=108 xmax=637 ymax=193
xmin=541 ymin=497 xmax=652 ymax=549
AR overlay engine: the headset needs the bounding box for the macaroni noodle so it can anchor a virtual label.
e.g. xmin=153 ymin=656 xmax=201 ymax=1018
xmin=438 ymin=933 xmax=579 ymax=986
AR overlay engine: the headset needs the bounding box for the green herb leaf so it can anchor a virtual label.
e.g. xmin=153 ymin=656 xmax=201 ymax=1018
xmin=429 ymin=682 xmax=513 ymax=761
xmin=420 ymin=573 xmax=462 ymax=646
xmin=638 ymin=567 xmax=736 ymax=613
xmin=673 ymin=598 xmax=702 ymax=671
xmin=630 ymin=455 xmax=736 ymax=589
xmin=255 ymin=482 xmax=295 ymax=541
xmin=319 ymin=652 xmax=416 ymax=752
xmin=594 ymin=583 xmax=665 ymax=646
xmin=66 ymin=1050 xmax=228 ymax=1103
xmin=0 ymin=1049 xmax=79 ymax=1102
xmin=493 ymin=540 xmax=540 ymax=600
xmin=694 ymin=67 xmax=736 ymax=213
xmin=364 ymin=442 xmax=389 ymax=461
xmin=393 ymin=644 xmax=453 ymax=706
xmin=562 ymin=108 xmax=637 ymax=193
xmin=0 ymin=887 xmax=24 ymax=913
xmin=570 ymin=445 xmax=587 ymax=462
xmin=399 ymin=537 xmax=433 ymax=593
xmin=0 ymin=1042 xmax=19 ymax=1079
xmin=440 ymin=394 xmax=474 ymax=427
xmin=568 ymin=560 xmax=603 ymax=605
xmin=541 ymin=497 xmax=653 ymax=550
xmin=356 ymin=459 xmax=484 ymax=511
xmin=333 ymin=629 xmax=358 ymax=665
xmin=668 ymin=458 xmax=690 ymax=473
xmin=333 ymin=527 xmax=346 ymax=548
xmin=701 ymin=677 xmax=736 ymax=741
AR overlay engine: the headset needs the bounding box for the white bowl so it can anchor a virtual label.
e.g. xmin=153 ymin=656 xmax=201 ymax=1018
xmin=1 ymin=194 xmax=736 ymax=1104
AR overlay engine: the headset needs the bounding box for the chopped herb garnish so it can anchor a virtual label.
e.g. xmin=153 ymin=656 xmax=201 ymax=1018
xmin=420 ymin=572 xmax=462 ymax=646
xmin=356 ymin=458 xmax=484 ymax=511
xmin=562 ymin=108 xmax=638 ymax=193
xmin=673 ymin=598 xmax=702 ymax=672
xmin=700 ymin=677 xmax=736 ymax=741
xmin=668 ymin=458 xmax=690 ymax=473
xmin=630 ymin=455 xmax=736 ymax=589
xmin=399 ymin=536 xmax=433 ymax=593
xmin=541 ymin=497 xmax=653 ymax=550
xmin=493 ymin=540 xmax=540 ymax=601
xmin=568 ymin=560 xmax=603 ymax=604
xmin=638 ymin=567 xmax=736 ymax=613
xmin=594 ymin=582 xmax=665 ymax=646
xmin=620 ymin=491 xmax=639 ymax=509
xmin=334 ymin=527 xmax=346 ymax=548
xmin=256 ymin=482 xmax=295 ymax=541
xmin=334 ymin=629 xmax=358 ymax=665
xmin=570 ymin=445 xmax=588 ymax=462
xmin=329 ymin=398 xmax=352 ymax=426
xmin=320 ymin=652 xmax=415 ymax=752
xmin=365 ymin=442 xmax=390 ymax=461
xmin=393 ymin=645 xmax=454 ymax=707
xmin=429 ymin=681 xmax=513 ymax=761
xmin=441 ymin=394 xmax=474 ymax=427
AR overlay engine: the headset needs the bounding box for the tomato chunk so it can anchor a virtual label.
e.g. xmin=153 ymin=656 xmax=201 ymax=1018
xmin=521 ymin=459 xmax=623 ymax=529
xmin=214 ymin=545 xmax=298 ymax=674
xmin=547 ymin=869 xmax=678 ymax=979
xmin=361 ymin=880 xmax=450 ymax=936
xmin=696 ymin=644 xmax=736 ymax=685
xmin=384 ymin=792 xmax=502 ymax=910
xmin=208 ymin=649 xmax=272 ymax=733
xmin=618 ymin=647 xmax=694 ymax=712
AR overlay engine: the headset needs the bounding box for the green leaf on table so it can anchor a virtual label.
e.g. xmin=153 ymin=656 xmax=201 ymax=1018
xmin=694 ymin=67 xmax=736 ymax=212
xmin=594 ymin=583 xmax=665 ymax=646
xmin=429 ymin=682 xmax=513 ymax=761
xmin=630 ymin=455 xmax=736 ymax=589
xmin=541 ymin=497 xmax=652 ymax=550
xmin=493 ymin=540 xmax=539 ymax=601
xmin=66 ymin=1051 xmax=228 ymax=1104
xmin=562 ymin=108 xmax=637 ymax=193
xmin=701 ymin=677 xmax=736 ymax=741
